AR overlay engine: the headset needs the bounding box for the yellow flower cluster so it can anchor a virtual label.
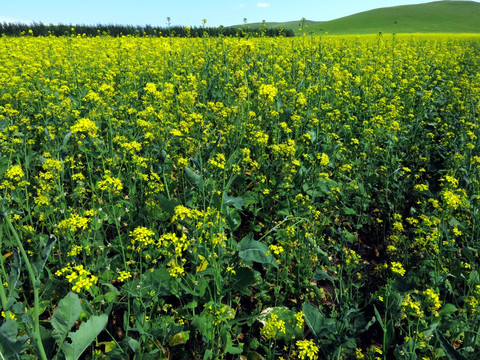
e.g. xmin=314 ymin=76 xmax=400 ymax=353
xmin=129 ymin=226 xmax=156 ymax=247
xmin=401 ymin=294 xmax=423 ymax=319
xmin=117 ymin=270 xmax=132 ymax=282
xmin=390 ymin=261 xmax=406 ymax=277
xmin=296 ymin=339 xmax=319 ymax=360
xmin=67 ymin=245 xmax=83 ymax=257
xmin=55 ymin=264 xmax=98 ymax=293
xmin=209 ymin=153 xmax=226 ymax=170
xmin=268 ymin=244 xmax=284 ymax=255
xmin=159 ymin=232 xmax=189 ymax=257
xmin=56 ymin=214 xmax=90 ymax=233
xmin=423 ymin=288 xmax=441 ymax=315
xmin=294 ymin=311 xmax=304 ymax=329
xmin=258 ymin=83 xmax=278 ymax=102
xmin=70 ymin=118 xmax=99 ymax=138
xmin=260 ymin=312 xmax=286 ymax=340
xmin=318 ymin=153 xmax=329 ymax=166
xmin=1 ymin=164 xmax=29 ymax=190
xmin=5 ymin=164 xmax=25 ymax=181
xmin=97 ymin=174 xmax=123 ymax=194
xmin=345 ymin=249 xmax=362 ymax=265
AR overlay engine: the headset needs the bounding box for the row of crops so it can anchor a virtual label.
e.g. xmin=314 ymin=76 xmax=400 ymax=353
xmin=0 ymin=34 xmax=480 ymax=359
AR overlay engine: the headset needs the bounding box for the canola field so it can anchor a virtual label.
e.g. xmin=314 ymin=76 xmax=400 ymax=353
xmin=1 ymin=34 xmax=480 ymax=359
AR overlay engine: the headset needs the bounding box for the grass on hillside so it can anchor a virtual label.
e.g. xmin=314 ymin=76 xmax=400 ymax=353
xmin=247 ymin=1 xmax=480 ymax=35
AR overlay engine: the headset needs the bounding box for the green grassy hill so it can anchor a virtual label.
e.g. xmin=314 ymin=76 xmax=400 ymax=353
xmin=249 ymin=1 xmax=480 ymax=35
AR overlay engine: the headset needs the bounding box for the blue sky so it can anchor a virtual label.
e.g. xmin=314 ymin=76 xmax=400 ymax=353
xmin=0 ymin=1 xmax=462 ymax=27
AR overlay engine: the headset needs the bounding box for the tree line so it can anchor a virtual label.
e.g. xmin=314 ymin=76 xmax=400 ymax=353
xmin=0 ymin=22 xmax=294 ymax=37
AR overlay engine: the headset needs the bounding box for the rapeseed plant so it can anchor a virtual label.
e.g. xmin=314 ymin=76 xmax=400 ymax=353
xmin=0 ymin=33 xmax=479 ymax=360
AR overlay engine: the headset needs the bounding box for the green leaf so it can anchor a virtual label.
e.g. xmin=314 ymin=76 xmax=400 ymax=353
xmin=185 ymin=166 xmax=204 ymax=191
xmin=313 ymin=270 xmax=334 ymax=283
xmin=0 ymin=319 xmax=29 ymax=357
xmin=6 ymin=249 xmax=22 ymax=309
xmin=343 ymin=230 xmax=356 ymax=243
xmin=142 ymin=268 xmax=174 ymax=296
xmin=203 ymin=349 xmax=214 ymax=360
xmin=226 ymin=207 xmax=242 ymax=231
xmin=373 ymin=305 xmax=385 ymax=331
xmin=52 ymin=292 xmax=81 ymax=346
xmin=122 ymin=268 xmax=173 ymax=298
xmin=63 ymin=131 xmax=72 ymax=146
xmin=435 ymin=330 xmax=468 ymax=360
xmin=157 ymin=194 xmax=178 ymax=215
xmin=448 ymin=217 xmax=462 ymax=227
xmin=227 ymin=345 xmax=243 ymax=354
xmin=423 ymin=321 xmax=439 ymax=338
xmin=302 ymin=303 xmax=324 ymax=338
xmin=231 ymin=267 xmax=255 ymax=292
xmin=439 ymin=304 xmax=458 ymax=317
xmin=62 ymin=313 xmax=108 ymax=360
xmin=385 ymin=319 xmax=395 ymax=351
xmin=461 ymin=246 xmax=476 ymax=264
xmin=192 ymin=314 xmax=215 ymax=342
xmin=127 ymin=337 xmax=140 ymax=353
xmin=35 ymin=235 xmax=56 ymax=277
xmin=223 ymin=193 xmax=243 ymax=210
xmin=238 ymin=234 xmax=278 ymax=268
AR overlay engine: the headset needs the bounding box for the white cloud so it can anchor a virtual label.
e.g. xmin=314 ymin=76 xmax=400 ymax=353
xmin=257 ymin=3 xmax=270 ymax=8
xmin=0 ymin=16 xmax=31 ymax=24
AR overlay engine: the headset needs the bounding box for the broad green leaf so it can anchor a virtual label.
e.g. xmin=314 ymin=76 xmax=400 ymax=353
xmin=238 ymin=234 xmax=278 ymax=268
xmin=223 ymin=193 xmax=243 ymax=210
xmin=0 ymin=319 xmax=19 ymax=341
xmin=62 ymin=313 xmax=108 ymax=360
xmin=313 ymin=270 xmax=334 ymax=283
xmin=143 ymin=268 xmax=174 ymax=296
xmin=157 ymin=193 xmax=178 ymax=215
xmin=423 ymin=321 xmax=439 ymax=338
xmin=439 ymin=304 xmax=458 ymax=317
xmin=52 ymin=292 xmax=81 ymax=346
xmin=302 ymin=303 xmax=324 ymax=338
xmin=0 ymin=319 xmax=29 ymax=357
xmin=448 ymin=217 xmax=462 ymax=227
xmin=127 ymin=337 xmax=140 ymax=353
xmin=185 ymin=166 xmax=203 ymax=191
xmin=462 ymin=246 xmax=476 ymax=264
xmin=226 ymin=207 xmax=242 ymax=231
xmin=231 ymin=267 xmax=254 ymax=292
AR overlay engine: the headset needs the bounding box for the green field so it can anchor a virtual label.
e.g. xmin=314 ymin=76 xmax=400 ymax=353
xmin=248 ymin=1 xmax=480 ymax=35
